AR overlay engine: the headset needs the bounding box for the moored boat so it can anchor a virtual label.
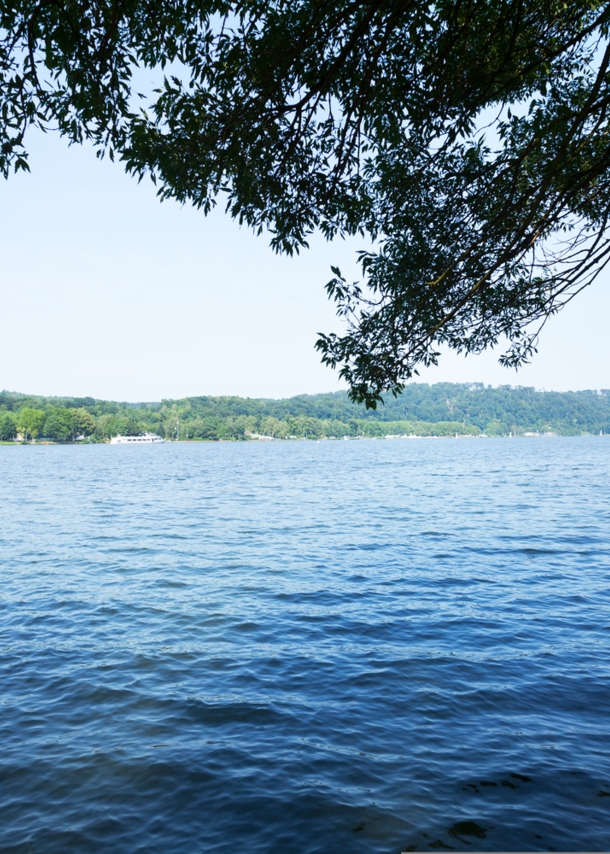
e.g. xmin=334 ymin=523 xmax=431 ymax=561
xmin=110 ymin=433 xmax=165 ymax=444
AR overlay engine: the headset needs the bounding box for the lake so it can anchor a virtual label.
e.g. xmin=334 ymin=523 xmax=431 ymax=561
xmin=1 ymin=437 xmax=609 ymax=852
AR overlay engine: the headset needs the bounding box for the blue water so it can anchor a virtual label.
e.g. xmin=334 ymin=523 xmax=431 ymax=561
xmin=1 ymin=437 xmax=609 ymax=853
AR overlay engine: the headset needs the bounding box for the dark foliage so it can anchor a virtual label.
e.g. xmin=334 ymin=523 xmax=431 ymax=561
xmin=2 ymin=1 xmax=610 ymax=404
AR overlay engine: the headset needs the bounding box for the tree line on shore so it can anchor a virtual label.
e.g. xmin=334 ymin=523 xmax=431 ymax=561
xmin=1 ymin=384 xmax=609 ymax=443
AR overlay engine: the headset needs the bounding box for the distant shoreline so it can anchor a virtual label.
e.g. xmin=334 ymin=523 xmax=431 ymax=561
xmin=2 ymin=385 xmax=609 ymax=442
xmin=3 ymin=433 xmax=607 ymax=447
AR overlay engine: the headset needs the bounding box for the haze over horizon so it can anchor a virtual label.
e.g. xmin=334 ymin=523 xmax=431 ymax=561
xmin=3 ymin=132 xmax=609 ymax=402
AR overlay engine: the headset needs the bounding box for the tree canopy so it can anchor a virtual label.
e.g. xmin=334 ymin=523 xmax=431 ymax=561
xmin=2 ymin=1 xmax=609 ymax=405
xmin=2 ymin=385 xmax=610 ymax=440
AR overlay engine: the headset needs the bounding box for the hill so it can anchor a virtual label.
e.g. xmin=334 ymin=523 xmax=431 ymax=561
xmin=1 ymin=384 xmax=609 ymax=441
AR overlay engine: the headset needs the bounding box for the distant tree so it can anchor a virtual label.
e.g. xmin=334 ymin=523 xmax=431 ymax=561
xmin=114 ymin=417 xmax=146 ymax=436
xmin=73 ymin=408 xmax=96 ymax=438
xmin=17 ymin=408 xmax=46 ymax=442
xmin=43 ymin=408 xmax=75 ymax=442
xmin=94 ymin=413 xmax=115 ymax=440
xmin=197 ymin=416 xmax=223 ymax=440
xmin=0 ymin=412 xmax=17 ymax=441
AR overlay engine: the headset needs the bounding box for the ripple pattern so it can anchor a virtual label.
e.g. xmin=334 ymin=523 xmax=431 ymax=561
xmin=1 ymin=437 xmax=609 ymax=852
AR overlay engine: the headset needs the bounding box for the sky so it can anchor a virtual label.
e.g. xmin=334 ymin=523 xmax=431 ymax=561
xmin=2 ymin=130 xmax=609 ymax=402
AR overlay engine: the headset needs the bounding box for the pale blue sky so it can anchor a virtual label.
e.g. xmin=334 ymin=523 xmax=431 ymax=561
xmin=2 ymin=130 xmax=609 ymax=401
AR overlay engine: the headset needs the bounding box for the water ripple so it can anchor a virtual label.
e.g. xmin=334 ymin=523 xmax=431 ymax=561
xmin=1 ymin=437 xmax=609 ymax=852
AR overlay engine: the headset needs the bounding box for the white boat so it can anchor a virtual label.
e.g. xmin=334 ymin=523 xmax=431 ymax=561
xmin=110 ymin=433 xmax=165 ymax=444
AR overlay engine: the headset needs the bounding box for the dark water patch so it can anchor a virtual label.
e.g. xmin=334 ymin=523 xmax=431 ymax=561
xmin=448 ymin=820 xmax=488 ymax=839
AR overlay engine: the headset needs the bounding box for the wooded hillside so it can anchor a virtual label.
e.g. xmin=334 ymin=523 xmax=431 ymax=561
xmin=1 ymin=384 xmax=609 ymax=442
